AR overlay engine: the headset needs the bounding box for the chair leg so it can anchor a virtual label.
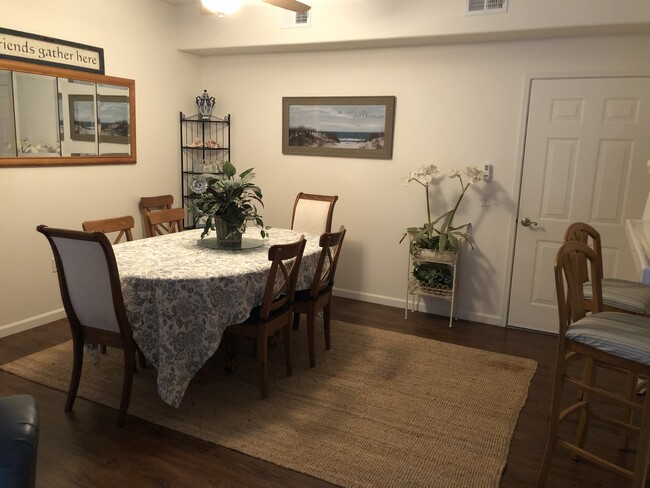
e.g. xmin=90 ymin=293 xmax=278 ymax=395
xmin=292 ymin=312 xmax=301 ymax=331
xmin=572 ymin=357 xmax=596 ymax=456
xmin=224 ymin=334 xmax=238 ymax=374
xmin=620 ymin=371 xmax=637 ymax=450
xmin=66 ymin=336 xmax=84 ymax=413
xmin=632 ymin=394 xmax=650 ymax=487
xmin=117 ymin=346 xmax=136 ymax=427
xmin=323 ymin=302 xmax=332 ymax=350
xmin=257 ymin=327 xmax=269 ymax=399
xmin=283 ymin=323 xmax=292 ymax=377
xmin=137 ymin=349 xmax=147 ymax=370
xmin=307 ymin=308 xmax=316 ymax=368
xmin=538 ymin=344 xmax=568 ymax=487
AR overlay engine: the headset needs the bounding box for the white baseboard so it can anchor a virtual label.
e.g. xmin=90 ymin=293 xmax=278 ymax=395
xmin=0 ymin=290 xmax=503 ymax=340
xmin=333 ymin=288 xmax=502 ymax=327
xmin=0 ymin=309 xmax=66 ymax=339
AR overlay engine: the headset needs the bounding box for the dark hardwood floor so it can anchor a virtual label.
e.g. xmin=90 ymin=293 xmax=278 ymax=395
xmin=0 ymin=297 xmax=644 ymax=487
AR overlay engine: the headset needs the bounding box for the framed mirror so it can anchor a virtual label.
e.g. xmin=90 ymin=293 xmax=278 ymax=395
xmin=0 ymin=59 xmax=135 ymax=167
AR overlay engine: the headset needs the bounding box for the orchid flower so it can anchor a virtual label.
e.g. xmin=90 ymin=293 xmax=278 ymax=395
xmin=403 ymin=164 xmax=484 ymax=252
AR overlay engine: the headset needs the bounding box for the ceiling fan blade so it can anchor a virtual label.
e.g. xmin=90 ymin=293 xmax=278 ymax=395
xmin=261 ymin=0 xmax=311 ymax=13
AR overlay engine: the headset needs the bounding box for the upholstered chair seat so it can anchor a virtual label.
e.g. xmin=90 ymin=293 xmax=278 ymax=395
xmin=566 ymin=311 xmax=650 ymax=365
xmin=0 ymin=394 xmax=39 ymax=488
xmin=583 ymin=279 xmax=650 ymax=316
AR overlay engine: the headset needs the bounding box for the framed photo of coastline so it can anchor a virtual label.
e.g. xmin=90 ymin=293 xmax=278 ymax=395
xmin=282 ymin=96 xmax=396 ymax=159
xmin=68 ymin=94 xmax=96 ymax=142
xmin=97 ymin=95 xmax=130 ymax=144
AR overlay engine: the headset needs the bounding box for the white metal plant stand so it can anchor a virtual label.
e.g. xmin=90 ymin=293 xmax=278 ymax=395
xmin=404 ymin=242 xmax=461 ymax=327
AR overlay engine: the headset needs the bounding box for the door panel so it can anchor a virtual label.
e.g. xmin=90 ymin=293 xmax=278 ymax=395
xmin=508 ymin=77 xmax=650 ymax=333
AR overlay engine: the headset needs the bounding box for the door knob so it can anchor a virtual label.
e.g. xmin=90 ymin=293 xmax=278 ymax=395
xmin=520 ymin=218 xmax=538 ymax=227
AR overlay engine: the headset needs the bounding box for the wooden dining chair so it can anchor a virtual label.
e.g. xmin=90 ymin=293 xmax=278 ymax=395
xmin=139 ymin=195 xmax=174 ymax=237
xmin=565 ymin=221 xmax=650 ymax=447
xmin=82 ymin=215 xmax=136 ymax=355
xmin=224 ymin=236 xmax=306 ymax=398
xmin=145 ymin=207 xmax=185 ymax=237
xmin=291 ymin=192 xmax=338 ymax=235
xmin=293 ymin=226 xmax=346 ymax=367
xmin=564 ymin=222 xmax=650 ymax=317
xmin=36 ymin=225 xmax=138 ymax=427
xmin=538 ymin=240 xmax=650 ymax=487
xmin=82 ymin=215 xmax=135 ymax=244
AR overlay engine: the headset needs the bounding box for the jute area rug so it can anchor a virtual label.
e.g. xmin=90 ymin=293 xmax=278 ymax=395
xmin=2 ymin=320 xmax=536 ymax=487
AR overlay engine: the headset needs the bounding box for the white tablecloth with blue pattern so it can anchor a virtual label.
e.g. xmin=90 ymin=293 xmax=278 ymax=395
xmin=113 ymin=228 xmax=321 ymax=407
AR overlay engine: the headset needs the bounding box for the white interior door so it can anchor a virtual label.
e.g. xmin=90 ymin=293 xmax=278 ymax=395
xmin=508 ymin=77 xmax=650 ymax=333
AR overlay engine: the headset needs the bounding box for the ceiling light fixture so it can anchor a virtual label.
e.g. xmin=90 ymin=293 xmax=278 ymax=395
xmin=201 ymin=0 xmax=242 ymax=17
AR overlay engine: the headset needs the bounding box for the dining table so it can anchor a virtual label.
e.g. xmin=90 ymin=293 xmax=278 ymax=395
xmin=112 ymin=227 xmax=322 ymax=408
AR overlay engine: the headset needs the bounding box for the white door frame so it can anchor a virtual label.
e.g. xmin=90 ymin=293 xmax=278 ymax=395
xmin=501 ymin=70 xmax=650 ymax=329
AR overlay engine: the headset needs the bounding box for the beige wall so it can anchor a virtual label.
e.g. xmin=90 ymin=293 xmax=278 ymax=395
xmin=1 ymin=0 xmax=201 ymax=336
xmin=2 ymin=0 xmax=650 ymax=337
xmin=199 ymin=34 xmax=650 ymax=324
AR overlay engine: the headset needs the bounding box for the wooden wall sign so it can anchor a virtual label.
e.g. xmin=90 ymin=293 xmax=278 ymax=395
xmin=0 ymin=27 xmax=104 ymax=74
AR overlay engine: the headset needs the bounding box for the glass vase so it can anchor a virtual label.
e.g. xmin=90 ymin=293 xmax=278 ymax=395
xmin=214 ymin=217 xmax=242 ymax=248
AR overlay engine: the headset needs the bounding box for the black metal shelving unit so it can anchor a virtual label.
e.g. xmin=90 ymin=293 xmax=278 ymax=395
xmin=180 ymin=111 xmax=230 ymax=228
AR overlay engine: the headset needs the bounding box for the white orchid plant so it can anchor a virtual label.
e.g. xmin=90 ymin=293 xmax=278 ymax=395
xmin=402 ymin=164 xmax=483 ymax=253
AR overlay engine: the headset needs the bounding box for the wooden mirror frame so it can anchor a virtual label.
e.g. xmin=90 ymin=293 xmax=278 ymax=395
xmin=0 ymin=59 xmax=136 ymax=167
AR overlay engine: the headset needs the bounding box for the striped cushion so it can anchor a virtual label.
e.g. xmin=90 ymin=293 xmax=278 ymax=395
xmin=583 ymin=278 xmax=650 ymax=315
xmin=566 ymin=312 xmax=650 ymax=366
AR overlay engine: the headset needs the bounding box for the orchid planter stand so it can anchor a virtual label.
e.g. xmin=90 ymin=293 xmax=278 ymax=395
xmin=405 ymin=240 xmax=461 ymax=327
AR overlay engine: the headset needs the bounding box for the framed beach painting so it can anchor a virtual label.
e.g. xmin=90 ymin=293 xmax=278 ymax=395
xmin=97 ymin=95 xmax=130 ymax=144
xmin=68 ymin=94 xmax=96 ymax=142
xmin=282 ymin=96 xmax=396 ymax=159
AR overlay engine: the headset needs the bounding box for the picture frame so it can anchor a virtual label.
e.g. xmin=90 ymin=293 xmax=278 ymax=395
xmin=282 ymin=96 xmax=396 ymax=159
xmin=97 ymin=95 xmax=130 ymax=144
xmin=57 ymin=93 xmax=64 ymax=142
xmin=68 ymin=94 xmax=96 ymax=142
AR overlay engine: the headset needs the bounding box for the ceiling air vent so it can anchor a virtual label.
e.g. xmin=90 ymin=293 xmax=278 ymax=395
xmin=466 ymin=0 xmax=508 ymax=15
xmin=281 ymin=6 xmax=311 ymax=28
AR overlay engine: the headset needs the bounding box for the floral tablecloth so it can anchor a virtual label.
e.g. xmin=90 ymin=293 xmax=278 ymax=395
xmin=113 ymin=228 xmax=321 ymax=407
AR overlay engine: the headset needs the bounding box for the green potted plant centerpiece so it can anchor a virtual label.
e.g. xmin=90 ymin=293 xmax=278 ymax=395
xmin=401 ymin=163 xmax=483 ymax=289
xmin=189 ymin=161 xmax=268 ymax=247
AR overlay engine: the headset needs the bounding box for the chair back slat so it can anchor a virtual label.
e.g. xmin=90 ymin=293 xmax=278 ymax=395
xmin=291 ymin=193 xmax=338 ymax=235
xmin=139 ymin=195 xmax=174 ymax=237
xmin=308 ymin=226 xmax=347 ymax=300
xmin=146 ymin=207 xmax=185 ymax=237
xmin=555 ymin=240 xmax=604 ymax=332
xmin=259 ymin=236 xmax=306 ymax=320
xmin=82 ymin=215 xmax=135 ymax=244
xmin=563 ymin=222 xmax=604 ymax=282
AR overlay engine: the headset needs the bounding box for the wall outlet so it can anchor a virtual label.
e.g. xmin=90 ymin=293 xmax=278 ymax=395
xmin=483 ymin=164 xmax=493 ymax=181
xmin=51 ymin=258 xmax=57 ymax=273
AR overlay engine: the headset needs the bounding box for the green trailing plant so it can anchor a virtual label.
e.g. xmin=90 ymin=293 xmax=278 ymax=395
xmin=189 ymin=161 xmax=268 ymax=239
xmin=412 ymin=262 xmax=454 ymax=288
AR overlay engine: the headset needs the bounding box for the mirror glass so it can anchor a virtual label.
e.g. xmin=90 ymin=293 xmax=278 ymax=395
xmin=97 ymin=83 xmax=130 ymax=156
xmin=58 ymin=78 xmax=97 ymax=156
xmin=0 ymin=60 xmax=135 ymax=166
xmin=13 ymin=71 xmax=60 ymax=158
xmin=0 ymin=69 xmax=16 ymax=157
